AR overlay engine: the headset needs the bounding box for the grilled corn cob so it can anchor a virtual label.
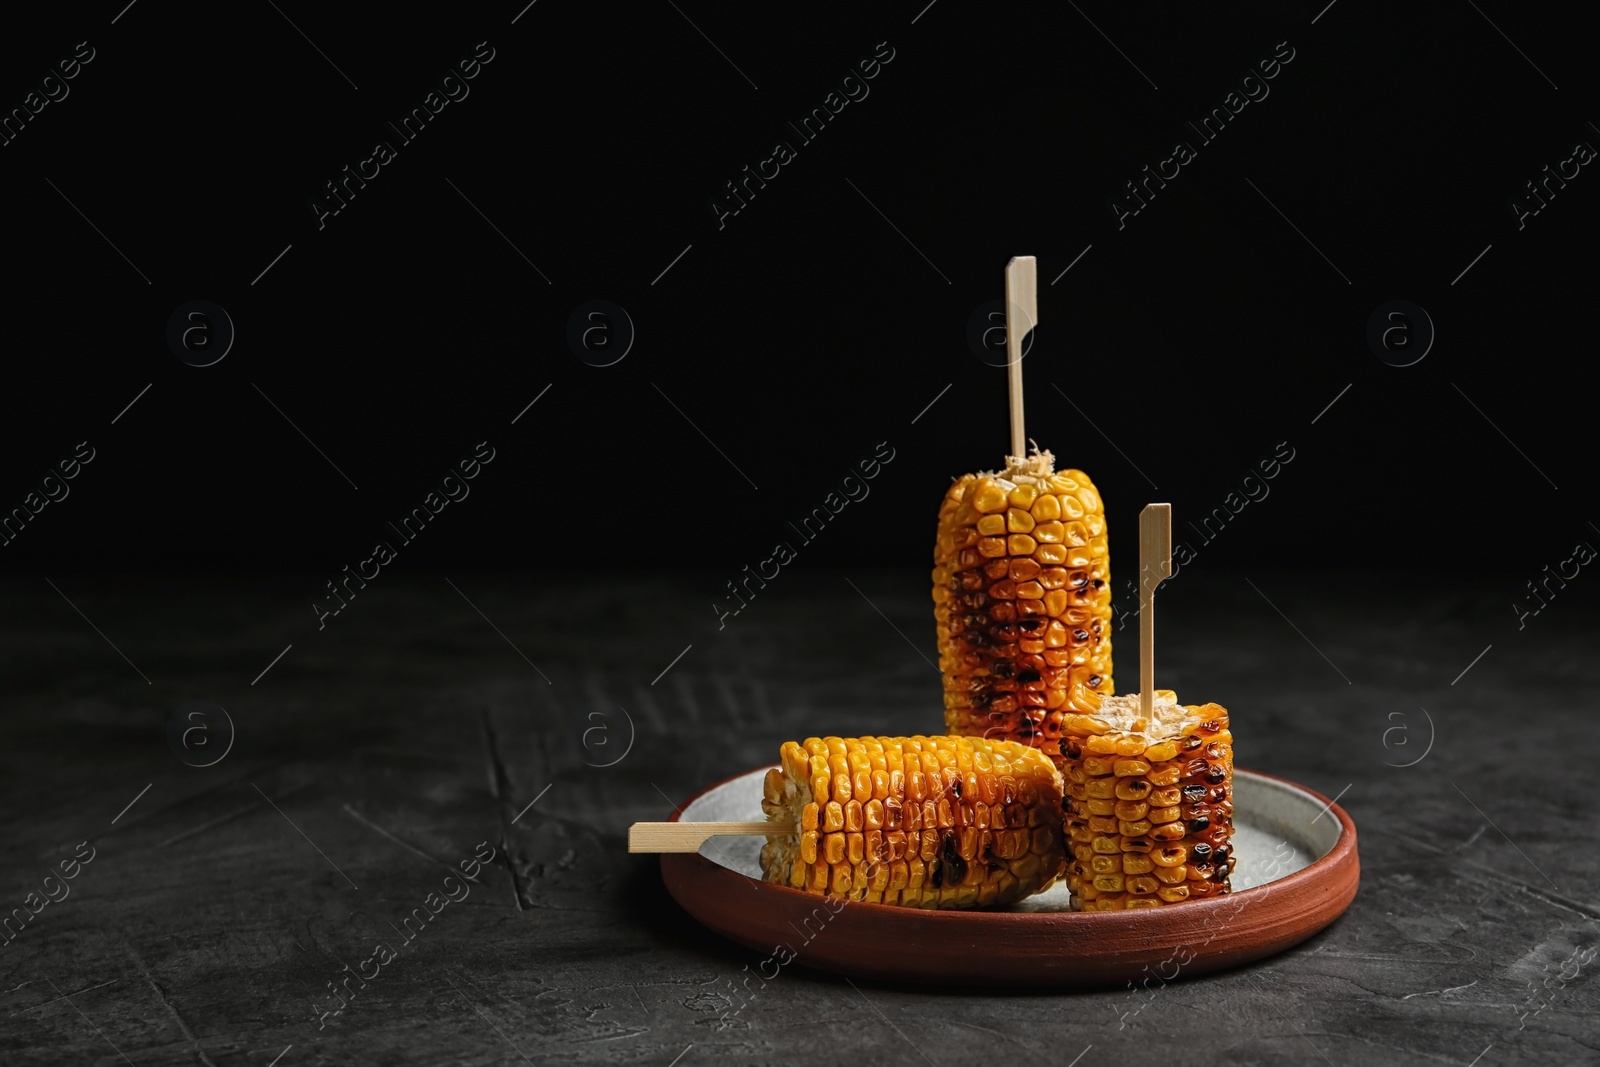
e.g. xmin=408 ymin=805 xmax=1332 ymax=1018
xmin=1059 ymin=690 xmax=1235 ymax=910
xmin=759 ymin=735 xmax=1066 ymax=908
xmin=933 ymin=449 xmax=1113 ymax=767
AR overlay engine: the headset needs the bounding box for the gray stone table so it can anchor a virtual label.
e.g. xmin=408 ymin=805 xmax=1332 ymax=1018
xmin=0 ymin=569 xmax=1595 ymax=1065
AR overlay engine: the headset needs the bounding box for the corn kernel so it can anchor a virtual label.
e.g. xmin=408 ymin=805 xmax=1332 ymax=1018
xmin=1008 ymin=558 xmax=1041 ymax=582
xmin=1114 ymin=758 xmax=1152 ymax=777
xmin=1006 ymin=508 xmax=1036 ymax=533
xmin=1144 ymin=741 xmax=1179 ymax=762
xmin=825 ymin=833 xmax=845 ymax=865
xmin=977 ymin=513 xmax=1007 ymax=536
xmin=1008 ymin=534 xmax=1038 ymax=556
xmin=972 ymin=482 xmax=1009 ymax=513
xmin=1114 ymin=779 xmax=1152 ymax=801
xmin=1146 ymin=763 xmax=1182 ymax=787
xmin=1032 ymin=521 xmax=1065 ymax=544
xmin=1034 ymin=543 xmax=1068 ymax=566
xmin=1122 ymin=853 xmax=1154 ymax=875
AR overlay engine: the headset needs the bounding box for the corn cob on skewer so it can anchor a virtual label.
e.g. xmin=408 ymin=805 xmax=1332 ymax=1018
xmin=759 ymin=735 xmax=1066 ymax=908
xmin=933 ymin=449 xmax=1113 ymax=767
xmin=1060 ymin=691 xmax=1236 ymax=910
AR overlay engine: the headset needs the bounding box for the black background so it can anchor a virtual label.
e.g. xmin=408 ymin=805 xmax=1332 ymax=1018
xmin=2 ymin=0 xmax=1594 ymax=590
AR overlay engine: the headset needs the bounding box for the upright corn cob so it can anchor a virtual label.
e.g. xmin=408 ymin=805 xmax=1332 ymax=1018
xmin=1059 ymin=691 xmax=1235 ymax=910
xmin=932 ymin=450 xmax=1113 ymax=768
xmin=759 ymin=735 xmax=1066 ymax=908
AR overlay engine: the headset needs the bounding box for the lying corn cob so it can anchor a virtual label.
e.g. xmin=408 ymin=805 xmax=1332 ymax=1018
xmin=932 ymin=449 xmax=1113 ymax=768
xmin=759 ymin=735 xmax=1066 ymax=908
xmin=1059 ymin=690 xmax=1235 ymax=910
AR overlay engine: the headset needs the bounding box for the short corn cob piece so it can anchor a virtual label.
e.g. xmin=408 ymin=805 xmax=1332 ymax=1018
xmin=1059 ymin=691 xmax=1235 ymax=910
xmin=932 ymin=449 xmax=1113 ymax=768
xmin=759 ymin=735 xmax=1066 ymax=908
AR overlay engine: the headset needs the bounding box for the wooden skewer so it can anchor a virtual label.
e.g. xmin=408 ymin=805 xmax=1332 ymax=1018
xmin=1004 ymin=256 xmax=1037 ymax=460
xmin=628 ymin=820 xmax=792 ymax=853
xmin=1139 ymin=503 xmax=1173 ymax=721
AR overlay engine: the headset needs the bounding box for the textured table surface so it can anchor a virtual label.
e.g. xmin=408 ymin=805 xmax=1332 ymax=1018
xmin=1 ymin=569 xmax=1595 ymax=1066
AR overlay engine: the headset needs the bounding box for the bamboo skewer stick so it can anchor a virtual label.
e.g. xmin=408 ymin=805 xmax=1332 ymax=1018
xmin=628 ymin=820 xmax=790 ymax=853
xmin=1139 ymin=503 xmax=1173 ymax=721
xmin=1004 ymin=256 xmax=1037 ymax=460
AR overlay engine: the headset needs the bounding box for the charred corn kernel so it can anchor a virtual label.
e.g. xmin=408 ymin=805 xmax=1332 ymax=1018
xmin=759 ymin=735 xmax=1065 ymax=907
xmin=933 ymin=455 xmax=1113 ymax=774
xmin=1057 ymin=693 xmax=1235 ymax=911
xmin=1115 ymin=779 xmax=1152 ymax=801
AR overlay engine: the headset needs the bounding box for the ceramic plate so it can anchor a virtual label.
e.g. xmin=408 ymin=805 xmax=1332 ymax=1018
xmin=660 ymin=767 xmax=1358 ymax=988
